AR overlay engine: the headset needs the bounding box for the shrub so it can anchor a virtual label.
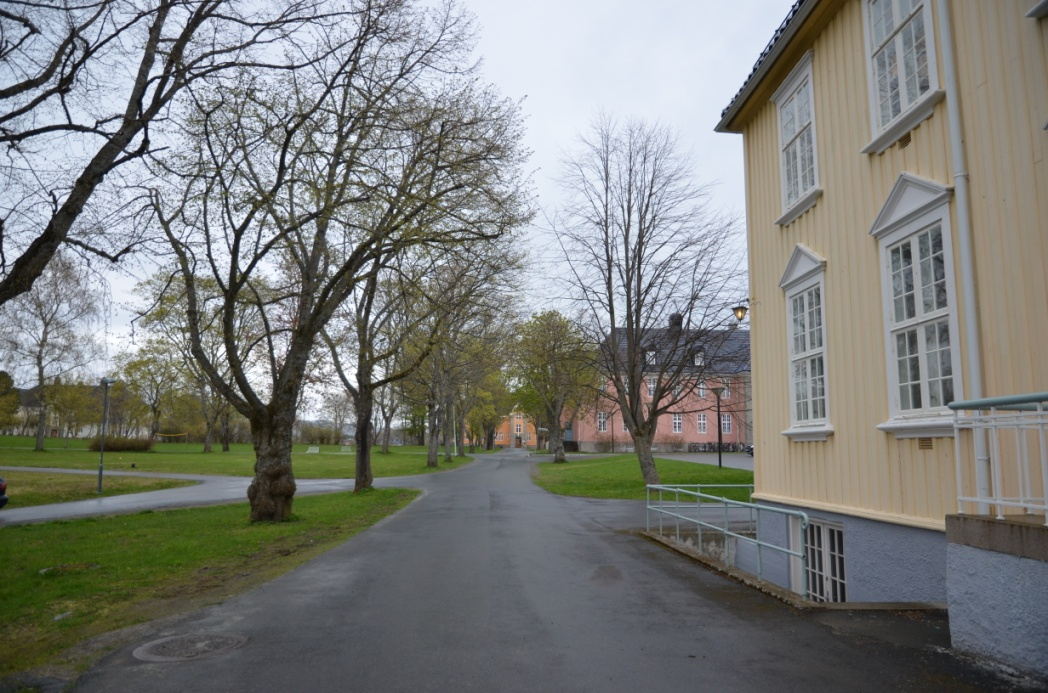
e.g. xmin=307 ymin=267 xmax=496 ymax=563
xmin=88 ymin=436 xmax=154 ymax=452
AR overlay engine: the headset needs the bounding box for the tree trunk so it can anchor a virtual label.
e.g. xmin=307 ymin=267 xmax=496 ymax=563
xmin=246 ymin=410 xmax=297 ymax=522
xmin=426 ymin=400 xmax=440 ymax=468
xmin=220 ymin=409 xmax=231 ymax=452
xmin=633 ymin=433 xmax=660 ymax=485
xmin=354 ymin=386 xmax=374 ymax=492
xmin=202 ymin=425 xmax=213 ymax=453
xmin=455 ymin=410 xmax=467 ymax=457
xmin=35 ymin=399 xmax=47 ymax=451
xmin=550 ymin=424 xmax=567 ymax=463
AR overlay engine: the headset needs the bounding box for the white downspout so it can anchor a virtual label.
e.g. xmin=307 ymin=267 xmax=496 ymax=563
xmin=937 ymin=0 xmax=990 ymax=508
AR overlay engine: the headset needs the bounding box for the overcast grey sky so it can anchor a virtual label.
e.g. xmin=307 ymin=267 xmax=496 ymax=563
xmin=100 ymin=1 xmax=793 ymax=363
xmin=463 ymin=0 xmax=794 ymax=297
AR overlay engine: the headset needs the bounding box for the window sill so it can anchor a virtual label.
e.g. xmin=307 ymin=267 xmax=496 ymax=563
xmin=861 ymin=90 xmax=945 ymax=155
xmin=876 ymin=415 xmax=955 ymax=439
xmin=775 ymin=187 xmax=822 ymax=227
xmin=782 ymin=424 xmax=834 ymax=442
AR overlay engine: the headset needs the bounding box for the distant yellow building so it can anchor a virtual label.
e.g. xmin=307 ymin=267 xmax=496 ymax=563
xmin=717 ymin=0 xmax=1048 ymax=675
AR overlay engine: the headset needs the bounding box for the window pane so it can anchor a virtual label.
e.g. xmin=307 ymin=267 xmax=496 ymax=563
xmin=782 ymin=96 xmax=796 ymax=140
xmin=808 ymin=287 xmax=823 ymax=349
xmin=896 ymin=329 xmax=922 ymax=410
xmin=890 ymin=242 xmax=915 ymax=323
xmin=793 ymin=295 xmax=807 ymax=354
xmin=870 ymin=0 xmax=894 ymax=47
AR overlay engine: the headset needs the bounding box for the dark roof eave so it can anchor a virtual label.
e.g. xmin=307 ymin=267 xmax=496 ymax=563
xmin=714 ymin=0 xmax=819 ymax=134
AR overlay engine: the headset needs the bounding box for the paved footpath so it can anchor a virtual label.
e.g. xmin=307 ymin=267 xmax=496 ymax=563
xmin=7 ymin=449 xmax=1029 ymax=691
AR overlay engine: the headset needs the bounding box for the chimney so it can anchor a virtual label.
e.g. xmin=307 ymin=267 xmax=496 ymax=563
xmin=668 ymin=313 xmax=683 ymax=332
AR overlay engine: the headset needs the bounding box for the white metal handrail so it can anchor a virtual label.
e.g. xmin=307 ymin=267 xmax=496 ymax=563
xmin=646 ymin=484 xmax=810 ymax=599
xmin=950 ymin=392 xmax=1048 ymax=525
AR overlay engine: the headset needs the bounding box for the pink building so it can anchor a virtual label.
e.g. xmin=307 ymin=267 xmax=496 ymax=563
xmin=566 ymin=328 xmax=751 ymax=453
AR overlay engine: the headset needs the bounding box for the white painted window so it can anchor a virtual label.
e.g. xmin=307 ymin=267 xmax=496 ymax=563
xmin=698 ymin=381 xmax=706 ymax=399
xmin=721 ymin=414 xmax=732 ymax=434
xmin=697 ymin=413 xmax=707 ymax=434
xmin=597 ymin=411 xmax=608 ymax=433
xmin=871 ymin=174 xmax=959 ymax=437
xmin=790 ymin=285 xmax=827 ymax=424
xmin=496 ymin=432 xmax=503 ymax=441
xmin=515 ymin=412 xmax=522 ymax=421
xmin=722 ymin=384 xmax=730 ymax=400
xmin=773 ymin=51 xmax=820 ymax=224
xmin=693 ymin=352 xmax=704 ymax=367
xmin=622 ymin=418 xmax=629 ymax=433
xmin=887 ymin=224 xmax=954 ymax=412
xmin=806 ymin=521 xmax=846 ymax=603
xmin=515 ymin=423 xmax=522 ymax=435
xmin=647 ymin=376 xmax=656 ymax=397
xmin=780 ymin=244 xmax=833 ymax=441
xmin=672 ymin=413 xmax=683 ymax=433
xmin=861 ymin=0 xmax=941 ymax=153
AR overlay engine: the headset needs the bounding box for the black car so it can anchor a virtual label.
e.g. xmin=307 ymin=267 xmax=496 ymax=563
xmin=0 ymin=476 xmax=7 ymax=509
xmin=745 ymin=444 xmax=754 ymax=456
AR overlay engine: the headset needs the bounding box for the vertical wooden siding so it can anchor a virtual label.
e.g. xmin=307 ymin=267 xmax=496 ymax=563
xmin=743 ymin=0 xmax=1047 ymax=528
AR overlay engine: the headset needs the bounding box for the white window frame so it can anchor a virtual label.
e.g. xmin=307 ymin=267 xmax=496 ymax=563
xmin=672 ymin=413 xmax=683 ymax=433
xmin=773 ymin=51 xmax=822 ymax=225
xmin=596 ymin=411 xmax=608 ymax=433
xmin=697 ymin=413 xmax=707 ymax=434
xmin=622 ymin=418 xmax=628 ymax=433
xmin=698 ymin=381 xmax=706 ymax=399
xmin=721 ymin=414 xmax=732 ymax=434
xmin=515 ymin=423 xmax=522 ymax=435
xmin=780 ymin=244 xmax=834 ymax=441
xmin=870 ymin=173 xmax=959 ymax=438
xmin=806 ymin=520 xmax=847 ymax=603
xmin=647 ymin=376 xmax=656 ymax=397
xmin=860 ymin=0 xmax=944 ymax=154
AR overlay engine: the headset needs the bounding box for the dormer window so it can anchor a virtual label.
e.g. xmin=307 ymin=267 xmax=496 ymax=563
xmin=693 ymin=351 xmax=704 ymax=367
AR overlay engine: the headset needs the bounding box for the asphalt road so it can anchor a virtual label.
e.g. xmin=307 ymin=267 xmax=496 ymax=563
xmin=59 ymin=447 xmax=1024 ymax=692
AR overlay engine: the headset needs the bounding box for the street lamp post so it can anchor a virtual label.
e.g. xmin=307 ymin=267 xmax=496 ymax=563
xmin=711 ymin=383 xmax=725 ymax=468
xmin=97 ymin=378 xmax=116 ymax=494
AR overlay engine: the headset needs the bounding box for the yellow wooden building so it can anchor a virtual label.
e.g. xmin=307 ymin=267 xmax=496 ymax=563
xmin=717 ymin=0 xmax=1047 ymax=674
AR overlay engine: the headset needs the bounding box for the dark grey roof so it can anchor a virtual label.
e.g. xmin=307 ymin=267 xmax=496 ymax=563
xmin=717 ymin=0 xmax=813 ymax=130
xmin=606 ymin=327 xmax=750 ymax=375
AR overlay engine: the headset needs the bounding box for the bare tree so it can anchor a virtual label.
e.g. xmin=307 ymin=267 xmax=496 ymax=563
xmin=0 ymin=253 xmax=100 ymax=449
xmin=150 ymin=0 xmax=530 ymax=520
xmin=555 ymin=115 xmax=744 ymax=484
xmin=0 ymin=0 xmax=359 ymax=306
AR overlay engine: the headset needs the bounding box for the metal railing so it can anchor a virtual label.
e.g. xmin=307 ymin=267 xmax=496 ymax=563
xmin=950 ymin=392 xmax=1048 ymax=524
xmin=646 ymin=484 xmax=810 ymax=598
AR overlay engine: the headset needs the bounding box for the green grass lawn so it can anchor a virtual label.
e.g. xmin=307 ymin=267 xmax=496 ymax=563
xmin=532 ymin=454 xmax=754 ymax=501
xmin=0 ymin=472 xmax=196 ymax=508
xmin=0 ymin=488 xmax=419 ymax=680
xmin=0 ymin=438 xmax=474 ymax=478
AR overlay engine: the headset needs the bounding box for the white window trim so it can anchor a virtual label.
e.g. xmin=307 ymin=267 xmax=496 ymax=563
xmin=697 ymin=413 xmax=707 ymax=434
xmin=721 ymin=413 xmax=732 ymax=434
xmin=870 ymin=173 xmax=961 ymax=438
xmin=860 ymin=0 xmax=943 ymax=154
xmin=596 ymin=411 xmax=608 ymax=433
xmin=773 ymin=51 xmax=822 ymax=226
xmin=672 ymin=413 xmax=683 ymax=434
xmin=780 ymin=244 xmax=834 ymax=442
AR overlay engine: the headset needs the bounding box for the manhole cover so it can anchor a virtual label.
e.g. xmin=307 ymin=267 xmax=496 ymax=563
xmin=133 ymin=632 xmax=249 ymax=662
